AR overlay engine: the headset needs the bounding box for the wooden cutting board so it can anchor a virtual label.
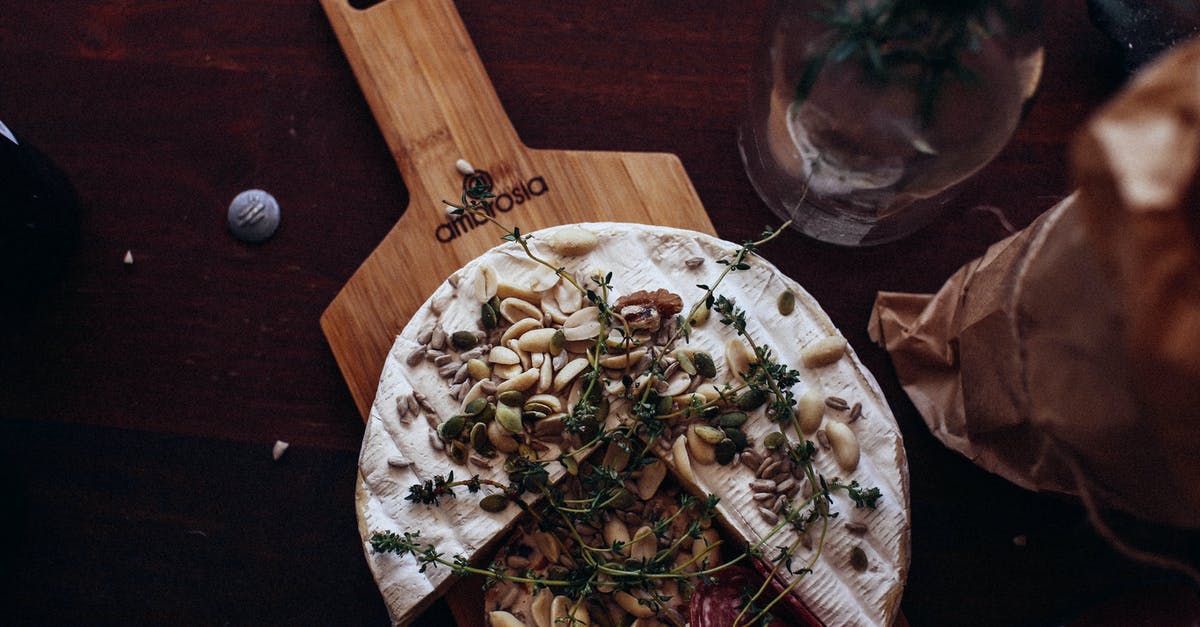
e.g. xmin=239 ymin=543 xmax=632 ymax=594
xmin=319 ymin=0 xmax=717 ymax=422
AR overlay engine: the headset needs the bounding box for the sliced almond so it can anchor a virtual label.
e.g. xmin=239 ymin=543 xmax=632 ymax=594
xmin=488 ymin=610 xmax=524 ymax=627
xmin=825 ymin=420 xmax=860 ymax=470
xmin=462 ymin=379 xmax=492 ymax=407
xmin=562 ymin=306 xmax=602 ymax=341
xmin=551 ymin=596 xmax=589 ymax=627
xmin=603 ymin=518 xmax=631 ymax=553
xmin=497 ymin=282 xmax=543 ymax=304
xmin=487 ymin=419 xmax=520 ymax=453
xmin=488 ymin=345 xmax=521 ymax=365
xmin=725 ymin=338 xmax=757 ymax=381
xmin=501 ymin=317 xmax=543 ymax=344
xmin=658 ymin=372 xmax=692 ymax=397
xmin=598 ymin=348 xmax=647 ymax=369
xmin=499 ymin=297 xmax=542 ymax=325
xmin=671 ymin=434 xmax=696 ymax=486
xmin=492 ymin=363 xmax=524 ymax=380
xmin=801 ymin=335 xmax=848 ymax=368
xmin=497 ymin=368 xmax=539 ymax=393
xmin=636 ymin=459 xmax=667 ymax=501
xmin=615 ymin=590 xmax=655 ymax=619
xmin=545 ymin=225 xmax=599 ymax=256
xmin=531 ymin=588 xmax=553 ymax=627
xmin=475 ymin=264 xmax=498 ymax=302
xmin=553 ymin=357 xmax=590 ymax=392
xmin=555 ymin=278 xmax=584 ymax=314
xmin=686 ymin=423 xmax=717 ymax=465
xmin=537 ymin=357 xmax=554 ymax=393
xmin=540 ymin=296 xmax=568 ymax=325
xmin=601 ymin=441 xmax=630 ymax=472
xmin=796 ymin=388 xmax=825 ymax=433
xmin=629 ymin=525 xmax=655 ymax=562
xmin=518 ymin=327 xmax=562 ymax=354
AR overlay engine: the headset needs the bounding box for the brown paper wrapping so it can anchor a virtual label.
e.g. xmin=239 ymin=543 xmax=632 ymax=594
xmin=869 ymin=40 xmax=1200 ymax=529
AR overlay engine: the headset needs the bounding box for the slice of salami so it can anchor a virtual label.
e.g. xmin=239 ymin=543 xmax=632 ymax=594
xmin=689 ymin=564 xmax=822 ymax=627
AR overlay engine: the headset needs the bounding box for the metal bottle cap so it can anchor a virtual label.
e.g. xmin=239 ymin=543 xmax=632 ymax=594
xmin=227 ymin=189 xmax=280 ymax=243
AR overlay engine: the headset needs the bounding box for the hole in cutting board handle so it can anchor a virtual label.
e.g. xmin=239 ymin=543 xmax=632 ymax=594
xmin=348 ymin=0 xmax=386 ymax=10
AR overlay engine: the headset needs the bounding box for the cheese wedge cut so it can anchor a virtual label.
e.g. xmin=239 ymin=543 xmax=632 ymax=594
xmin=356 ymin=223 xmax=910 ymax=626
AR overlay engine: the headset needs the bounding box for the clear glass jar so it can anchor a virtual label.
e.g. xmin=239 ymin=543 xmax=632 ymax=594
xmin=738 ymin=0 xmax=1043 ymax=246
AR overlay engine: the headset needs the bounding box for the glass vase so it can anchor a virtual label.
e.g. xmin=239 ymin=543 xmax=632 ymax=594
xmin=738 ymin=0 xmax=1043 ymax=246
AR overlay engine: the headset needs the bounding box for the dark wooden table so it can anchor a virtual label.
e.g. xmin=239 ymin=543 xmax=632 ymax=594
xmin=2 ymin=1 xmax=1197 ymax=625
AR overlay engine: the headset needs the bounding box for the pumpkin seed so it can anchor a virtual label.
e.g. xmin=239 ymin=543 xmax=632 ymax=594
xmin=692 ymin=352 xmax=717 ymax=378
xmin=777 ymin=289 xmax=795 ymax=316
xmin=763 ymin=431 xmax=786 ymax=450
xmin=849 ymin=546 xmax=869 ymax=572
xmin=480 ymin=493 xmax=509 ymax=513
xmin=470 ymin=422 xmax=490 ymax=453
xmin=723 ymin=426 xmax=748 ymax=450
xmin=481 ymin=302 xmax=499 ymax=330
xmin=714 ymin=438 xmax=737 ymax=465
xmin=694 ymin=424 xmax=726 ymax=444
xmin=735 ymin=388 xmax=767 ymax=411
xmin=524 ymin=401 xmax=555 ymax=416
xmin=656 ymin=395 xmax=674 ymax=416
xmin=562 ymin=455 xmax=579 ymax=476
xmin=498 ymin=390 xmax=527 ymax=407
xmin=451 ymin=330 xmax=479 ymax=350
xmin=550 ymin=329 xmax=565 ymax=356
xmin=438 ymin=415 xmax=466 ymax=440
xmin=496 ymin=403 xmax=524 ymax=433
xmin=463 ymin=397 xmax=488 ymax=416
xmin=448 ymin=440 xmax=468 ymax=464
xmin=676 ymin=351 xmax=697 ymax=376
xmin=717 ymin=411 xmax=748 ymax=428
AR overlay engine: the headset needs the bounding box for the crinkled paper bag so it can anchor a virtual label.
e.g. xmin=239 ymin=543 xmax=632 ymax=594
xmin=869 ymin=40 xmax=1200 ymax=529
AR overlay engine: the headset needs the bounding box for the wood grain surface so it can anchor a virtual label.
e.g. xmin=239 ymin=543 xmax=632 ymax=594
xmin=319 ymin=0 xmax=713 ymax=420
xmin=1 ymin=1 xmax=1197 ymax=625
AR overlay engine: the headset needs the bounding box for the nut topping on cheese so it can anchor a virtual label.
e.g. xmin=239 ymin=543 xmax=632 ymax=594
xmin=357 ymin=219 xmax=910 ymax=626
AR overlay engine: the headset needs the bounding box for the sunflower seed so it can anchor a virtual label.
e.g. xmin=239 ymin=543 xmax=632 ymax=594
xmin=469 ymin=453 xmax=493 ymax=469
xmin=775 ymin=478 xmax=796 ymax=495
xmin=849 ymin=401 xmax=864 ymax=422
xmin=433 ymin=353 xmax=455 ymax=367
xmin=816 ymin=428 xmax=831 ymax=450
xmin=845 ymin=521 xmax=868 ymax=535
xmin=417 ymin=328 xmax=434 ymax=345
xmin=740 ymin=450 xmax=762 ymax=469
xmin=825 ymin=396 xmax=849 ymax=411
xmin=406 ymin=346 xmax=427 ymax=367
xmin=749 ymin=479 xmax=775 ymax=492
xmin=430 ymin=326 xmax=447 ymax=350
xmin=758 ymin=507 xmax=779 ymax=524
xmin=413 ymin=391 xmax=435 ymax=414
xmin=757 ymin=458 xmax=778 ymax=479
xmin=684 ymin=256 xmax=704 ymax=269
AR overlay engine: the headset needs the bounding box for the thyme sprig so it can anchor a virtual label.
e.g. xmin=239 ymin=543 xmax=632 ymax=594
xmin=801 ymin=0 xmax=1022 ymax=124
xmin=369 ymin=210 xmax=883 ymax=625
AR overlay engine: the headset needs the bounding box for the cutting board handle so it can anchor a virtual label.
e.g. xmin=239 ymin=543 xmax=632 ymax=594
xmin=322 ymin=0 xmax=522 ymax=205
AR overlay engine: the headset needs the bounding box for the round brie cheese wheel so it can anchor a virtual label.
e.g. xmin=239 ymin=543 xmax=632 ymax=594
xmin=356 ymin=223 xmax=910 ymax=626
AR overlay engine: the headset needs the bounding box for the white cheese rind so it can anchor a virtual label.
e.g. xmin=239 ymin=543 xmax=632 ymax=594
xmin=357 ymin=223 xmax=910 ymax=626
